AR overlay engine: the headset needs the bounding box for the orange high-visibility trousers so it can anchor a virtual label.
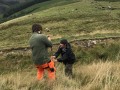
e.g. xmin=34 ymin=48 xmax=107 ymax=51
xmin=36 ymin=60 xmax=56 ymax=80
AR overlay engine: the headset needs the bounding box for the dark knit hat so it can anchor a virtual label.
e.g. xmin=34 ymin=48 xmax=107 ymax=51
xmin=60 ymin=39 xmax=68 ymax=45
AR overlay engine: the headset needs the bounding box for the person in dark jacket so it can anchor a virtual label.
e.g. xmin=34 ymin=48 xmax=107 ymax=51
xmin=29 ymin=24 xmax=56 ymax=80
xmin=52 ymin=39 xmax=76 ymax=77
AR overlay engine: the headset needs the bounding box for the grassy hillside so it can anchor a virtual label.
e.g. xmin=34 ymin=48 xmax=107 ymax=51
xmin=0 ymin=0 xmax=49 ymax=22
xmin=0 ymin=40 xmax=120 ymax=90
xmin=0 ymin=0 xmax=120 ymax=90
xmin=7 ymin=0 xmax=80 ymax=19
xmin=0 ymin=50 xmax=120 ymax=90
xmin=0 ymin=0 xmax=120 ymax=49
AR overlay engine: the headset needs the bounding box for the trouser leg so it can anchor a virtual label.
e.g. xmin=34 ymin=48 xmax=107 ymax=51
xmin=36 ymin=66 xmax=44 ymax=80
xmin=47 ymin=68 xmax=55 ymax=80
xmin=47 ymin=60 xmax=56 ymax=80
xmin=65 ymin=64 xmax=73 ymax=77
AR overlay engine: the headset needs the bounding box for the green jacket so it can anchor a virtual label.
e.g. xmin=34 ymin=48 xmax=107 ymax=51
xmin=29 ymin=33 xmax=52 ymax=65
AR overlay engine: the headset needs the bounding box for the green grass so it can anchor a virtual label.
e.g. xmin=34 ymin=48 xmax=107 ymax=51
xmin=0 ymin=0 xmax=120 ymax=49
xmin=1 ymin=0 xmax=80 ymax=24
xmin=9 ymin=0 xmax=80 ymax=18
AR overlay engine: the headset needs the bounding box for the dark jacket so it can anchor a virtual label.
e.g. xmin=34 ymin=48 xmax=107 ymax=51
xmin=54 ymin=43 xmax=76 ymax=64
xmin=29 ymin=33 xmax=52 ymax=65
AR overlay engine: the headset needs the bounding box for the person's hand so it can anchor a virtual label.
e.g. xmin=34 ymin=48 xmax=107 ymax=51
xmin=51 ymin=56 xmax=56 ymax=60
xmin=51 ymin=56 xmax=57 ymax=62
xmin=53 ymin=59 xmax=57 ymax=62
xmin=48 ymin=36 xmax=51 ymax=41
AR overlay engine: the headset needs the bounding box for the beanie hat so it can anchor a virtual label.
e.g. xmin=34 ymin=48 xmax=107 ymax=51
xmin=60 ymin=39 xmax=68 ymax=45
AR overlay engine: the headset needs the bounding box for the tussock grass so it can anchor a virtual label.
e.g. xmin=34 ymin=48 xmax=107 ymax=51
xmin=0 ymin=41 xmax=120 ymax=89
xmin=0 ymin=61 xmax=120 ymax=90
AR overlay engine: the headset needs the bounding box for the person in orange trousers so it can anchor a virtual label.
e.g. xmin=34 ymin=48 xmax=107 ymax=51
xmin=29 ymin=24 xmax=56 ymax=80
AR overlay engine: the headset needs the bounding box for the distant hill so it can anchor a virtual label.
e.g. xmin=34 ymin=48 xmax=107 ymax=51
xmin=0 ymin=0 xmax=28 ymax=13
xmin=0 ymin=0 xmax=27 ymax=4
xmin=0 ymin=0 xmax=49 ymax=23
xmin=0 ymin=4 xmax=8 ymax=14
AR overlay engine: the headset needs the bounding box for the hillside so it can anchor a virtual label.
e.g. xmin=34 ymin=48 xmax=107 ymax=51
xmin=0 ymin=0 xmax=120 ymax=49
xmin=0 ymin=0 xmax=120 ymax=90
xmin=0 ymin=0 xmax=29 ymax=20
xmin=0 ymin=0 xmax=45 ymax=21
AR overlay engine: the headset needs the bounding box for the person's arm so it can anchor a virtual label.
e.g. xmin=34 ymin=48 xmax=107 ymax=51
xmin=42 ymin=35 xmax=52 ymax=47
xmin=53 ymin=47 xmax=61 ymax=58
xmin=57 ymin=53 xmax=68 ymax=62
xmin=51 ymin=47 xmax=61 ymax=62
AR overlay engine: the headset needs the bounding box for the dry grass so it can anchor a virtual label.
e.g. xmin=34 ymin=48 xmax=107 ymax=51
xmin=0 ymin=61 xmax=120 ymax=90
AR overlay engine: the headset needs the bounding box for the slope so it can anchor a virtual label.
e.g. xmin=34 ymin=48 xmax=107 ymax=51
xmin=0 ymin=0 xmax=120 ymax=49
